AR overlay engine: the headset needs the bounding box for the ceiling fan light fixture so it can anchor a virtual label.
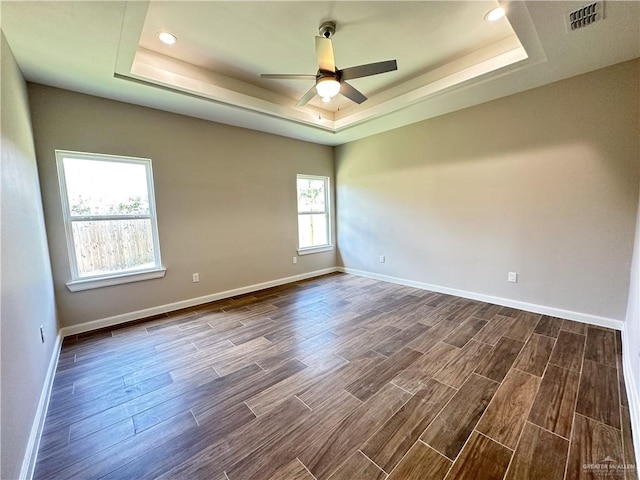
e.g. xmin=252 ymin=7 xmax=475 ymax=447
xmin=484 ymin=7 xmax=505 ymax=22
xmin=316 ymin=77 xmax=341 ymax=99
xmin=158 ymin=31 xmax=178 ymax=45
xmin=321 ymin=96 xmax=332 ymax=103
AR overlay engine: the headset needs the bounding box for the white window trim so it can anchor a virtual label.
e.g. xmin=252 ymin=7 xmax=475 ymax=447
xmin=296 ymin=174 xmax=333 ymax=254
xmin=55 ymin=150 xmax=165 ymax=291
xmin=297 ymin=245 xmax=334 ymax=256
xmin=66 ymin=268 xmax=167 ymax=292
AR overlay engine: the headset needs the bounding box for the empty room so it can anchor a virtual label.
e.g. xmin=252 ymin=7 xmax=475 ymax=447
xmin=1 ymin=1 xmax=639 ymax=479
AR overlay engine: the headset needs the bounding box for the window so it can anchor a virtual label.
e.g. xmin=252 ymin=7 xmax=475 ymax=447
xmin=297 ymin=174 xmax=332 ymax=254
xmin=56 ymin=150 xmax=165 ymax=291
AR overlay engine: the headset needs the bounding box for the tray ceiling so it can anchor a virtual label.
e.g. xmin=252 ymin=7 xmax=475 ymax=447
xmin=2 ymin=1 xmax=639 ymax=145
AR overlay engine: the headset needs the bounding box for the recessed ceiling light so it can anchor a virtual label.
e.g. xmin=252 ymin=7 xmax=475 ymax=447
xmin=158 ymin=32 xmax=178 ymax=45
xmin=484 ymin=7 xmax=505 ymax=22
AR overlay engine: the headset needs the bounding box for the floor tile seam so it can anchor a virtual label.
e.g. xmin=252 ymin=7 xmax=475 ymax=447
xmin=243 ymin=401 xmax=260 ymax=418
xmin=526 ymin=420 xmax=570 ymax=442
xmin=177 ymin=321 xmax=211 ymax=332
xmin=573 ymin=411 xmax=623 ymax=432
xmin=58 ymin=358 xmax=226 ymax=422
xmin=435 ymin=372 xmax=508 ymax=464
xmin=430 ymin=345 xmax=492 ymax=388
xmin=291 ymin=356 xmax=312 ymax=369
xmin=391 ymin=382 xmax=415 ymax=396
xmin=389 ymin=377 xmax=460 ymax=394
xmin=431 ymin=376 xmax=460 ymax=392
xmin=360 ymin=446 xmax=389 ymax=477
xmin=422 ymin=339 xmax=462 ymax=356
xmin=547 ymin=359 xmax=581 ymax=373
xmin=383 ymin=438 xmax=431 ymax=479
xmin=132 ymin=370 xmax=245 ymax=432
xmin=473 ymin=368 xmax=505 ymax=384
xmin=498 ymin=354 xmax=551 ymax=480
xmin=575 ymin=338 xmax=623 ymax=427
xmin=294 ymin=395 xmax=313 ymax=412
xmin=392 ymin=377 xmax=462 ymax=473
xmin=341 ymin=388 xmax=365 ymax=405
xmin=616 ymin=339 xmax=629 ymax=471
xmin=312 ymin=438 xmax=359 ymax=480
xmin=35 ymin=422 xmax=79 ymax=467
xmin=48 ymin=390 xmax=140 ymax=440
xmin=427 ymin=428 xmax=469 ymax=478
xmin=297 ymin=457 xmax=320 ymax=480
xmin=562 ymin=336 xmax=588 ymax=480
xmin=371 ymin=348 xmax=392 ymax=358
xmin=512 ymin=319 xmax=558 ymax=364
xmin=237 ymin=316 xmax=275 ymax=327
xmin=419 ymin=372 xmax=492 ymax=463
xmin=558 ymin=328 xmax=587 ymax=337
xmin=532 ymin=330 xmax=559 ymax=340
xmin=66 ymin=403 xmax=138 ymax=444
xmin=474 ymin=367 xmax=538 ymax=451
xmin=502 ymin=333 xmax=529 ymax=343
xmin=190 ymin=408 xmax=200 ymax=427
xmin=474 ymin=429 xmax=515 ymax=453
xmin=333 ymin=352 xmax=350 ymax=364
xmin=36 ymin=412 xmax=167 ymax=480
xmin=582 ymin=356 xmax=620 ymax=369
xmin=472 ymin=336 xmax=498 ymax=348
xmin=512 ymin=365 xmax=546 ymax=378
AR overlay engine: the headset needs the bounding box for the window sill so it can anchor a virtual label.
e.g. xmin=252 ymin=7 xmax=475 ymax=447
xmin=66 ymin=268 xmax=167 ymax=292
xmin=297 ymin=245 xmax=334 ymax=256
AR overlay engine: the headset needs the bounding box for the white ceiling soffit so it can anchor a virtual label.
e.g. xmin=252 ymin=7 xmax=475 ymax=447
xmin=2 ymin=1 xmax=639 ymax=146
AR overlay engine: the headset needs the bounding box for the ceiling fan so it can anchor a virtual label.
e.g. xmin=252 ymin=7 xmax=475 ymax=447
xmin=260 ymin=21 xmax=398 ymax=107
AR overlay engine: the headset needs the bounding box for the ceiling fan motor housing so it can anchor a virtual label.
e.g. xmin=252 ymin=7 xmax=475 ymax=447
xmin=319 ymin=21 xmax=336 ymax=39
xmin=261 ymin=19 xmax=396 ymax=107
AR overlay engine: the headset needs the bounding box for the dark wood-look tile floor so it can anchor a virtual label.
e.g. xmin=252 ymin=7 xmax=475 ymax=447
xmin=35 ymin=273 xmax=637 ymax=480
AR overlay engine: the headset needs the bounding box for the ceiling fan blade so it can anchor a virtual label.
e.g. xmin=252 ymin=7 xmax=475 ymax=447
xmin=340 ymin=81 xmax=367 ymax=104
xmin=315 ymin=36 xmax=336 ymax=72
xmin=339 ymin=60 xmax=397 ymax=81
xmin=261 ymin=74 xmax=317 ymax=80
xmin=296 ymin=85 xmax=318 ymax=107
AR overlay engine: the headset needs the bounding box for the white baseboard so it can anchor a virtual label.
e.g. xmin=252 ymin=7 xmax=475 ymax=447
xmin=20 ymin=332 xmax=62 ymax=480
xmin=338 ymin=267 xmax=624 ymax=330
xmin=60 ymin=267 xmax=340 ymax=337
xmin=621 ymin=324 xmax=640 ymax=472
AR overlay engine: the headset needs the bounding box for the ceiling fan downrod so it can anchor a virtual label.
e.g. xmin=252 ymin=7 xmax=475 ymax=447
xmin=319 ymin=21 xmax=336 ymax=39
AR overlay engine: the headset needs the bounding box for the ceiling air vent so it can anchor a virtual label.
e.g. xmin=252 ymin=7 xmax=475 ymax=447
xmin=566 ymin=2 xmax=604 ymax=31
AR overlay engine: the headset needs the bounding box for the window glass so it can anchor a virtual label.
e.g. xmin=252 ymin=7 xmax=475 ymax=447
xmin=297 ymin=175 xmax=331 ymax=250
xmin=56 ymin=151 xmax=163 ymax=281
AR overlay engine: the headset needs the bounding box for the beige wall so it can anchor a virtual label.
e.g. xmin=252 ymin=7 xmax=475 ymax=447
xmin=28 ymin=85 xmax=335 ymax=328
xmin=624 ymin=60 xmax=640 ymax=460
xmin=1 ymin=33 xmax=59 ymax=479
xmin=336 ymin=60 xmax=640 ymax=321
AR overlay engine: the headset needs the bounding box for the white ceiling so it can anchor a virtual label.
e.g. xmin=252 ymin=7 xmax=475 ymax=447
xmin=138 ymin=1 xmax=517 ymax=112
xmin=2 ymin=1 xmax=639 ymax=146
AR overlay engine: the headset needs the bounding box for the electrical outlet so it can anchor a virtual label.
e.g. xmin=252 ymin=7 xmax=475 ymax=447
xmin=40 ymin=325 xmax=45 ymax=343
xmin=192 ymin=273 xmax=200 ymax=283
xmin=379 ymin=255 xmax=386 ymax=263
xmin=292 ymin=256 xmax=298 ymax=264
xmin=508 ymin=272 xmax=518 ymax=283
